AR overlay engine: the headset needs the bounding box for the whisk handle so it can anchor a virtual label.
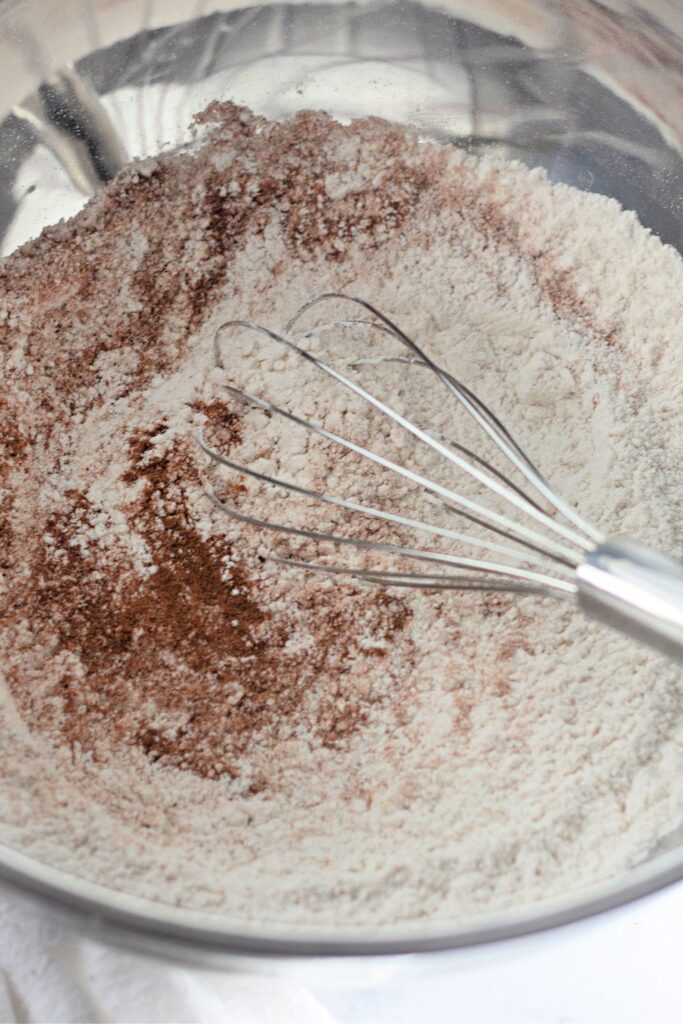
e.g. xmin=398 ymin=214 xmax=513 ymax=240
xmin=577 ymin=539 xmax=683 ymax=662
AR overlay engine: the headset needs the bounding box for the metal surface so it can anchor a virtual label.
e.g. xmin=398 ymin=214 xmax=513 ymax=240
xmin=2 ymin=0 xmax=683 ymax=970
xmin=12 ymin=65 xmax=128 ymax=193
xmin=6 ymin=830 xmax=683 ymax=974
xmin=2 ymin=1 xmax=683 ymax=254
xmin=578 ymin=539 xmax=683 ymax=661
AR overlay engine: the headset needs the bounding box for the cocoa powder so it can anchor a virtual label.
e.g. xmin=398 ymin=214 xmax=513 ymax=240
xmin=0 ymin=104 xmax=617 ymax=788
xmin=8 ymin=418 xmax=412 ymax=779
xmin=3 ymin=102 xmax=682 ymax=928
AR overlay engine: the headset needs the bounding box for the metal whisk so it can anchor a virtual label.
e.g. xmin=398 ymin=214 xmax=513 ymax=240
xmin=199 ymin=293 xmax=683 ymax=663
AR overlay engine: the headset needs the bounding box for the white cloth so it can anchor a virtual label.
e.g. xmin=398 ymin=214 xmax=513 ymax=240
xmin=4 ymin=879 xmax=683 ymax=1023
xmin=0 ymin=890 xmax=333 ymax=1024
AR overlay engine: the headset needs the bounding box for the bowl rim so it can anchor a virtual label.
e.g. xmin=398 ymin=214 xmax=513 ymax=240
xmin=2 ymin=837 xmax=683 ymax=960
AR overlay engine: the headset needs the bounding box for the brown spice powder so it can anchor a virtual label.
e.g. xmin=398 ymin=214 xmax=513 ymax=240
xmin=0 ymin=102 xmax=619 ymax=799
xmin=7 ymin=417 xmax=412 ymax=780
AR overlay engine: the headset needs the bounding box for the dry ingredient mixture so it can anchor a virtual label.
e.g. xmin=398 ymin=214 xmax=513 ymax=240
xmin=2 ymin=103 xmax=683 ymax=929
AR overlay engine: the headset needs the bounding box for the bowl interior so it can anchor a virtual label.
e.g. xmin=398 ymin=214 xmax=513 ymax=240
xmin=1 ymin=0 xmax=683 ymax=961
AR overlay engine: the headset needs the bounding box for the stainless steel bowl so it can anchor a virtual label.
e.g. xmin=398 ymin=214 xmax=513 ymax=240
xmin=1 ymin=0 xmax=683 ymax=970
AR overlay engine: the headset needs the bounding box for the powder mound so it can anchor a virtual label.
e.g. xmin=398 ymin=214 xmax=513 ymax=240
xmin=2 ymin=102 xmax=683 ymax=929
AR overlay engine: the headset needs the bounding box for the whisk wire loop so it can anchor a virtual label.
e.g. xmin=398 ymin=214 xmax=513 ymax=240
xmin=286 ymin=294 xmax=603 ymax=547
xmin=273 ymin=559 xmax=577 ymax=597
xmin=198 ymin=430 xmax=576 ymax=577
xmin=206 ymin=481 xmax=576 ymax=592
xmin=203 ymin=295 xmax=606 ymax=597
xmin=212 ymin=320 xmax=589 ymax=564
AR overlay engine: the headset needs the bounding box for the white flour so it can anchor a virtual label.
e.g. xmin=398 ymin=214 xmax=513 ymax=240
xmin=1 ymin=105 xmax=683 ymax=931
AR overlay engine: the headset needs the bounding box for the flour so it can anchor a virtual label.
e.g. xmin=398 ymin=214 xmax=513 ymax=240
xmin=1 ymin=103 xmax=683 ymax=931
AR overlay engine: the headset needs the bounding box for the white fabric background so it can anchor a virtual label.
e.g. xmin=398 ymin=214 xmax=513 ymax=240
xmin=2 ymin=878 xmax=683 ymax=1023
xmin=0 ymin=890 xmax=332 ymax=1024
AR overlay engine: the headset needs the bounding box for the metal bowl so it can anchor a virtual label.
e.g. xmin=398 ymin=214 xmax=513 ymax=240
xmin=1 ymin=0 xmax=683 ymax=970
